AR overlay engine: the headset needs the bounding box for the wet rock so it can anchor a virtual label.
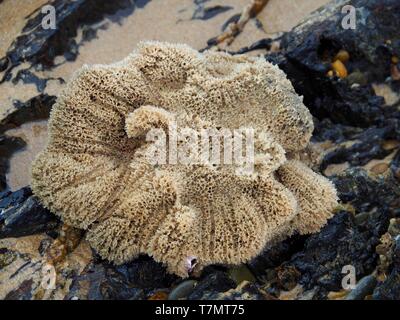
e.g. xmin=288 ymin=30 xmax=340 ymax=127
xmin=168 ymin=280 xmax=197 ymax=300
xmin=0 ymin=187 xmax=31 ymax=209
xmin=275 ymin=265 xmax=301 ymax=291
xmin=12 ymin=70 xmax=65 ymax=92
xmin=46 ymin=225 xmax=83 ymax=265
xmin=388 ymin=218 xmax=400 ymax=237
xmin=66 ymin=261 xmax=145 ymax=300
xmin=0 ymin=233 xmax=98 ymax=299
xmin=0 ymin=94 xmax=56 ymax=191
xmin=0 ymin=248 xmax=17 ymax=269
xmin=0 ymin=136 xmax=26 ymax=191
xmin=0 ymin=94 xmax=56 ymax=133
xmin=228 ymin=265 xmax=256 ymax=285
xmin=1 ymin=0 xmax=151 ymax=86
xmin=276 ymin=0 xmax=400 ymax=127
xmin=346 ymin=70 xmax=368 ymax=86
xmin=320 ymin=119 xmax=400 ymax=171
xmin=332 ymin=168 xmax=400 ymax=223
xmin=0 ymin=56 xmax=8 ymax=72
xmin=240 ymin=2 xmax=400 ymax=299
xmin=319 ymin=120 xmax=400 ymax=171
xmin=312 ymin=118 xmax=362 ymax=144
xmin=345 ymin=274 xmax=377 ymax=300
xmin=148 ymin=291 xmax=169 ymax=300
xmin=283 ymin=211 xmax=378 ymax=295
xmin=0 ymin=187 xmax=59 ymax=239
xmin=372 ymin=270 xmax=400 ymax=300
xmin=372 ymin=236 xmax=400 ymax=299
xmin=247 ymin=235 xmax=306 ymax=282
xmin=197 ymin=281 xmax=276 ymax=300
xmin=118 ymin=256 xmax=178 ymax=290
xmin=192 ymin=2 xmax=232 ymax=21
xmin=1 ymin=0 xmax=400 ymax=300
xmin=187 ymin=271 xmax=236 ymax=300
xmin=1 ymin=233 xmax=175 ymax=300
xmin=390 ymin=149 xmax=400 ymax=179
xmin=66 ymin=254 xmax=178 ymax=300
xmin=4 ymin=279 xmax=34 ymax=300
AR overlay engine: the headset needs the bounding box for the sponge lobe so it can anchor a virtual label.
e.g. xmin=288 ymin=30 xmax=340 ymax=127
xmin=277 ymin=160 xmax=338 ymax=235
xmin=31 ymin=41 xmax=337 ymax=277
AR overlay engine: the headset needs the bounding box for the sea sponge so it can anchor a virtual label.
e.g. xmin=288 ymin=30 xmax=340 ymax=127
xmin=31 ymin=41 xmax=338 ymax=277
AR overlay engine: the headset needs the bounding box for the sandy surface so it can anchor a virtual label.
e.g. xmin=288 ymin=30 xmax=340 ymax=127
xmin=0 ymin=0 xmax=330 ymax=191
xmin=6 ymin=120 xmax=48 ymax=190
xmin=0 ymin=0 xmax=49 ymax=58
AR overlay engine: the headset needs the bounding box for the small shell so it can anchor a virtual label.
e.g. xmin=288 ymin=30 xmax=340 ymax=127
xmin=334 ymin=49 xmax=350 ymax=63
xmin=332 ymin=60 xmax=348 ymax=78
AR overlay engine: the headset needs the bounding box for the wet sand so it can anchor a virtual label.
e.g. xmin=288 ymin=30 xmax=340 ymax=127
xmin=0 ymin=0 xmax=49 ymax=58
xmin=5 ymin=120 xmax=48 ymax=190
xmin=0 ymin=0 xmax=329 ymax=190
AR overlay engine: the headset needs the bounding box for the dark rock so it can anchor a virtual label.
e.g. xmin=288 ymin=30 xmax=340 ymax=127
xmin=276 ymin=0 xmax=400 ymax=127
xmin=372 ymin=237 xmax=400 ymax=299
xmin=0 ymin=248 xmax=18 ymax=269
xmin=247 ymin=235 xmax=306 ymax=281
xmin=372 ymin=270 xmax=400 ymax=300
xmin=332 ymin=168 xmax=400 ymax=222
xmin=345 ymin=274 xmax=377 ymax=300
xmin=66 ymin=262 xmax=144 ymax=300
xmin=284 ymin=211 xmax=378 ymax=294
xmin=0 ymin=94 xmax=56 ymax=133
xmin=244 ymin=2 xmax=400 ymax=253
xmin=228 ymin=265 xmax=256 ymax=284
xmin=197 ymin=264 xmax=229 ymax=276
xmin=319 ymin=119 xmax=400 ymax=171
xmin=192 ymin=1 xmax=232 ymax=21
xmin=230 ymin=38 xmax=275 ymax=55
xmin=221 ymin=13 xmax=241 ymax=31
xmin=168 ymin=280 xmax=197 ymax=300
xmin=0 ymin=135 xmax=26 ymax=191
xmin=0 ymin=0 xmax=151 ymax=87
xmin=0 ymin=56 xmax=8 ymax=72
xmin=312 ymin=118 xmax=362 ymax=144
xmin=1 ymin=0 xmax=399 ymax=300
xmin=188 ymin=271 xmax=236 ymax=300
xmin=0 ymin=186 xmax=31 ymax=209
xmin=275 ymin=265 xmax=301 ymax=291
xmin=0 ymin=94 xmax=56 ymax=192
xmin=390 ymin=149 xmax=400 ymax=179
xmin=12 ymin=69 xmax=65 ymax=92
xmin=4 ymin=279 xmax=34 ymax=300
xmin=233 ymin=0 xmax=400 ymax=129
xmin=38 ymin=237 xmax=54 ymax=256
xmin=197 ymin=281 xmax=275 ymax=300
xmin=67 ymin=254 xmax=178 ymax=300
xmin=118 ymin=256 xmax=178 ymax=289
xmin=0 ymin=187 xmax=60 ymax=239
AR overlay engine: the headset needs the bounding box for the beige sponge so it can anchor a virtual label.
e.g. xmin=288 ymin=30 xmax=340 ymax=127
xmin=31 ymin=41 xmax=338 ymax=277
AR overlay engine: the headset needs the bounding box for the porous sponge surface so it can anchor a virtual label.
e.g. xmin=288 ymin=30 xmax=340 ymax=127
xmin=31 ymin=41 xmax=337 ymax=277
